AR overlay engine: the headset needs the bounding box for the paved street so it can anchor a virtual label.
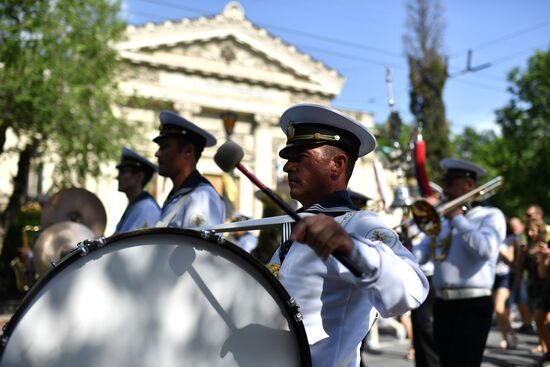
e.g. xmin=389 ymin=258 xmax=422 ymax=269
xmin=362 ymin=321 xmax=543 ymax=367
xmin=1 ymin=308 xmax=545 ymax=366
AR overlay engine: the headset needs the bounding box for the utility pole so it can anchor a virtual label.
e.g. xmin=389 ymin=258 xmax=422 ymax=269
xmin=385 ymin=66 xmax=396 ymax=112
xmin=449 ymin=49 xmax=492 ymax=77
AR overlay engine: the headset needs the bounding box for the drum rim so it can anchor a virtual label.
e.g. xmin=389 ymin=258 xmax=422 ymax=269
xmin=0 ymin=227 xmax=311 ymax=366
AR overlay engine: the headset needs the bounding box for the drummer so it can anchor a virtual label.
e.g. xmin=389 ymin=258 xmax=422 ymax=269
xmin=114 ymin=147 xmax=161 ymax=234
xmin=270 ymin=104 xmax=428 ymax=367
xmin=153 ymin=111 xmax=225 ymax=228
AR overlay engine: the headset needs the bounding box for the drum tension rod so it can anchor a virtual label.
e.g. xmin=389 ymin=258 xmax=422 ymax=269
xmin=200 ymin=230 xmax=224 ymax=244
xmin=1 ymin=334 xmax=8 ymax=348
xmin=287 ymin=298 xmax=303 ymax=322
xmin=200 ymin=230 xmax=215 ymax=240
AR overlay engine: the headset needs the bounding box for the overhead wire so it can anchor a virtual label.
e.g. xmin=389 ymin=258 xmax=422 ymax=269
xmin=448 ymin=18 xmax=550 ymax=60
xmin=126 ymin=0 xmax=405 ymax=61
xmin=470 ymin=18 xmax=550 ymax=52
xmin=132 ymin=0 xmax=211 ymax=16
xmin=121 ymin=1 xmax=546 ymax=100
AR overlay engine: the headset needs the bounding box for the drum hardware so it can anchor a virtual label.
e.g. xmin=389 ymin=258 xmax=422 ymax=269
xmin=32 ymin=221 xmax=96 ymax=277
xmin=199 ymin=230 xmax=225 ymax=245
xmin=287 ymin=298 xmax=303 ymax=322
xmin=80 ymin=237 xmax=106 ymax=251
xmin=76 ymin=242 xmax=90 ymax=257
xmin=214 ymin=140 xmax=367 ymax=278
xmin=51 ymin=238 xmax=94 ymax=268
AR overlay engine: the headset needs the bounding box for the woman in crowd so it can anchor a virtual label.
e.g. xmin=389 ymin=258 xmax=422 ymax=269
xmin=493 ymin=217 xmax=519 ymax=349
xmin=515 ymin=218 xmax=550 ymax=359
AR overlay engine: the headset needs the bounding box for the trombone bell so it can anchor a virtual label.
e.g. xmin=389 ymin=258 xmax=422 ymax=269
xmin=411 ymin=200 xmax=441 ymax=237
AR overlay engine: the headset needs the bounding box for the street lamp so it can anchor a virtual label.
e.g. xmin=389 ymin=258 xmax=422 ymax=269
xmin=221 ymin=111 xmax=238 ymax=139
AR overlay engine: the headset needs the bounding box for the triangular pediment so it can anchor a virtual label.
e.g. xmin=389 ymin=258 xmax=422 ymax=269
xmin=117 ymin=2 xmax=344 ymax=96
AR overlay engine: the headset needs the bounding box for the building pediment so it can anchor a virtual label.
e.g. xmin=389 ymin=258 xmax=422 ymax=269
xmin=117 ymin=2 xmax=344 ymax=96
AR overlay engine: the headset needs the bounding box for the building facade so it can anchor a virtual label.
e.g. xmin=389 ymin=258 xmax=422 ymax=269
xmin=1 ymin=2 xmax=393 ymax=236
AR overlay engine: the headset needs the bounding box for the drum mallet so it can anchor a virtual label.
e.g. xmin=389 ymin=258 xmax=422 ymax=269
xmin=214 ymin=140 xmax=366 ymax=278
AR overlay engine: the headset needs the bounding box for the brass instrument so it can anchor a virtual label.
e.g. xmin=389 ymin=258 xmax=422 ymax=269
xmin=405 ymin=176 xmax=503 ymax=260
xmin=10 ymin=225 xmax=40 ymax=292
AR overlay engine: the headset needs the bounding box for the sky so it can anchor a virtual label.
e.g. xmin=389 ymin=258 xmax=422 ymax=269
xmin=119 ymin=0 xmax=550 ymax=134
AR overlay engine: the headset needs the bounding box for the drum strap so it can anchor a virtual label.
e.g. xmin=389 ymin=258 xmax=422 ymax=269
xmin=156 ymin=193 xmax=192 ymax=227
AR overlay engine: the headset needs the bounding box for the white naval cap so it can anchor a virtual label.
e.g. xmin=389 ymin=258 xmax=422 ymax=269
xmin=278 ymin=104 xmax=377 ymax=159
xmin=153 ymin=111 xmax=217 ymax=148
xmin=440 ymin=158 xmax=486 ymax=180
xmin=116 ymin=147 xmax=158 ymax=174
xmin=429 ymin=181 xmax=443 ymax=195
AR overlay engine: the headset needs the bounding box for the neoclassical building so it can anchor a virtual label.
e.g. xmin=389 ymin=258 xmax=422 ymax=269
xmin=2 ymin=2 xmax=394 ymax=235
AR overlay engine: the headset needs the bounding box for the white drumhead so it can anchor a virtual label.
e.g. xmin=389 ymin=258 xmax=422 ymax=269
xmin=0 ymin=230 xmax=309 ymax=367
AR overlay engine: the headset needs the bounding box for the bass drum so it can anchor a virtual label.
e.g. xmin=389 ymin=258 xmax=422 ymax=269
xmin=0 ymin=228 xmax=311 ymax=367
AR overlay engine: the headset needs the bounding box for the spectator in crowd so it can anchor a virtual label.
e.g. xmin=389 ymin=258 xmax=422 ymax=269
xmin=493 ymin=217 xmax=519 ymax=349
xmin=227 ymin=213 xmax=258 ymax=253
xmin=515 ymin=217 xmax=550 ymax=360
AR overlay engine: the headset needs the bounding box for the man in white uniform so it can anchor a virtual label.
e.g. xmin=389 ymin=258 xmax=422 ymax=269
xmin=269 ymin=104 xmax=429 ymax=367
xmin=114 ymin=147 xmax=160 ymax=233
xmin=153 ymin=111 xmax=225 ymax=228
xmin=413 ymin=158 xmax=506 ymax=367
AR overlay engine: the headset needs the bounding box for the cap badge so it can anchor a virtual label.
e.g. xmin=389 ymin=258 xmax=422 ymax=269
xmin=287 ymin=122 xmax=295 ymax=139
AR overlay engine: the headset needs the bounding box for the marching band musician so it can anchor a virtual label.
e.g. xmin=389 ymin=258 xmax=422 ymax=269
xmin=269 ymin=104 xmax=428 ymax=367
xmin=227 ymin=213 xmax=258 ymax=253
xmin=153 ymin=111 xmax=225 ymax=228
xmin=404 ymin=182 xmax=442 ymax=367
xmin=413 ymin=158 xmax=506 ymax=367
xmin=114 ymin=147 xmax=161 ymax=234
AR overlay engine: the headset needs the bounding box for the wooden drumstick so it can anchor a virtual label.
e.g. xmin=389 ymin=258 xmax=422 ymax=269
xmin=214 ymin=140 xmax=366 ymax=278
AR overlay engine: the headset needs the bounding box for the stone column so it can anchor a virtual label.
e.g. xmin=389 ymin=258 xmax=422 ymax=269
xmin=251 ymin=113 xmax=278 ymax=219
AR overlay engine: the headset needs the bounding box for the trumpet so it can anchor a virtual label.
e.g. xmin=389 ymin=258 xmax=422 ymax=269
xmin=399 ymin=176 xmax=503 ymax=244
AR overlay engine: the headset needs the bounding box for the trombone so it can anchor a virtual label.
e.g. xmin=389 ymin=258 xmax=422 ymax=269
xmin=399 ymin=176 xmax=504 ymax=259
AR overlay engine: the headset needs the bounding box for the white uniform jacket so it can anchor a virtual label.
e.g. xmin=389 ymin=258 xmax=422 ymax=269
xmin=158 ymin=170 xmax=225 ymax=228
xmin=413 ymin=204 xmax=506 ymax=290
xmin=114 ymin=192 xmax=161 ymax=234
xmin=270 ymin=191 xmax=428 ymax=367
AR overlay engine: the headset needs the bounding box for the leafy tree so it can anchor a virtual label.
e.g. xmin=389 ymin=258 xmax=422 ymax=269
xmin=493 ymin=48 xmax=550 ymax=217
xmin=448 ymin=48 xmax=550 ymax=218
xmin=0 ymin=0 xmax=136 ymax=299
xmin=450 ymin=127 xmax=501 ymax=181
xmin=403 ymin=0 xmax=450 ymax=179
xmin=0 ymin=0 xmax=131 ymax=234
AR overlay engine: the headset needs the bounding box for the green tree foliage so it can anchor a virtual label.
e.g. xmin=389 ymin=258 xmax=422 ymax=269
xmin=403 ymin=0 xmax=450 ymax=179
xmin=450 ymin=127 xmax=501 ymax=181
xmin=376 ymin=118 xmax=413 ymax=167
xmin=494 ymin=48 xmax=550 ymax=217
xmin=449 ymin=48 xmax=550 ymax=217
xmin=0 ymin=0 xmax=131 ymax=231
